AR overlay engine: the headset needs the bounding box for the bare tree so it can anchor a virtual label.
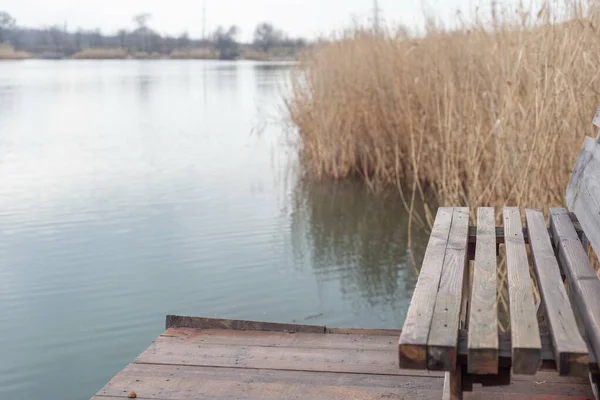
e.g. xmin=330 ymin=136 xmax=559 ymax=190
xmin=212 ymin=25 xmax=239 ymax=60
xmin=0 ymin=11 xmax=16 ymax=43
xmin=74 ymin=29 xmax=82 ymax=50
xmin=253 ymin=23 xmax=284 ymax=53
xmin=133 ymin=13 xmax=152 ymax=30
xmin=117 ymin=29 xmax=127 ymax=48
xmin=133 ymin=13 xmax=152 ymax=51
xmin=48 ymin=26 xmax=63 ymax=52
xmin=177 ymin=31 xmax=190 ymax=48
xmin=89 ymin=29 xmax=104 ymax=47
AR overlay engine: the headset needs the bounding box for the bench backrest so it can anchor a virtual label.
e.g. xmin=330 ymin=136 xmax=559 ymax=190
xmin=565 ymin=134 xmax=600 ymax=377
xmin=567 ymin=135 xmax=600 ymax=256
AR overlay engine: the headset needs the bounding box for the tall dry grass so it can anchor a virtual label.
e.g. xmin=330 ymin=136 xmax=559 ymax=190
xmin=287 ymin=2 xmax=600 ymax=227
xmin=72 ymin=48 xmax=128 ymax=59
xmin=169 ymin=47 xmax=219 ymax=59
xmin=0 ymin=44 xmax=31 ymax=60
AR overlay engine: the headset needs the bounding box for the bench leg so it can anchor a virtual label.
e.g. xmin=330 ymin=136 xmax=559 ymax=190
xmin=591 ymin=373 xmax=600 ymax=400
xmin=443 ymin=368 xmax=462 ymax=400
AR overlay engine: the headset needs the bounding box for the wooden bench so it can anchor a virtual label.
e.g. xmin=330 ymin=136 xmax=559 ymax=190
xmin=399 ymin=133 xmax=600 ymax=399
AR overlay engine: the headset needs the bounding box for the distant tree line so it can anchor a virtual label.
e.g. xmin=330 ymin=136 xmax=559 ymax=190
xmin=0 ymin=11 xmax=307 ymax=59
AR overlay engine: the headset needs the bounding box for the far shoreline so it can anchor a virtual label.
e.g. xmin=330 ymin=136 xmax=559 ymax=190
xmin=0 ymin=45 xmax=300 ymax=62
xmin=0 ymin=57 xmax=298 ymax=62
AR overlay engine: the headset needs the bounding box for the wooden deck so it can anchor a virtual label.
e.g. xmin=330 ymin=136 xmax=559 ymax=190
xmin=91 ymin=316 xmax=595 ymax=400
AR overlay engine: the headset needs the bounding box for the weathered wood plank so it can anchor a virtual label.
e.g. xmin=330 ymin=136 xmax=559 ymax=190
xmin=159 ymin=325 xmax=599 ymax=373
xmin=161 ymin=328 xmax=400 ymax=351
xmin=93 ymin=363 xmax=593 ymax=400
xmin=575 ymin=279 xmax=600 ymax=366
xmin=468 ymin=207 xmax=499 ymax=375
xmin=93 ymin=324 xmax=597 ymax=400
xmin=549 ymin=208 xmax=598 ymax=281
xmin=137 ymin=335 xmax=430 ymax=376
xmin=399 ymin=207 xmax=454 ymax=369
xmin=461 ymin=330 xmax=598 ymax=374
xmin=525 ymin=209 xmax=589 ymax=376
xmin=566 ymin=136 xmax=600 ymax=259
xmin=443 ymin=368 xmax=463 ymax=400
xmin=428 ymin=207 xmax=471 ymax=371
xmin=462 ymin=394 xmax=593 ymax=400
xmin=166 ymin=315 xmax=325 ymax=333
xmin=462 ymin=372 xmax=594 ymax=398
xmin=326 ymin=327 xmax=402 ymax=335
xmin=503 ymin=207 xmax=542 ymax=374
xmin=467 ymin=215 xmax=585 ymax=245
xmin=97 ymin=363 xmax=444 ymax=400
xmin=550 ymin=208 xmax=600 ymax=370
xmin=590 ymin=371 xmax=600 ymax=400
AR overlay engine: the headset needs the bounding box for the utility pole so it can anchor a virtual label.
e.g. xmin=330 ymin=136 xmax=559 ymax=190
xmin=373 ymin=0 xmax=381 ymax=33
xmin=202 ymin=0 xmax=207 ymax=41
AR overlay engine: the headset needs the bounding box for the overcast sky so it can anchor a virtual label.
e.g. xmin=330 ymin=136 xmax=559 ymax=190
xmin=4 ymin=0 xmax=532 ymax=41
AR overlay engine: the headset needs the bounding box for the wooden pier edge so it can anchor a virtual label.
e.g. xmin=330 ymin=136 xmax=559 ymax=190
xmin=92 ymin=315 xmax=597 ymax=400
xmin=166 ymin=315 xmax=404 ymax=335
xmin=166 ymin=315 xmax=327 ymax=333
xmin=164 ymin=315 xmax=599 ymax=372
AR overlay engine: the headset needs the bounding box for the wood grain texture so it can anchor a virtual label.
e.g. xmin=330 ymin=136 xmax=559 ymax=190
xmin=166 ymin=315 xmax=325 ymax=333
xmin=160 ymin=327 xmax=599 ymax=373
xmin=92 ymin=361 xmax=594 ymax=400
xmin=468 ymin=207 xmax=499 ymax=375
xmin=525 ymin=209 xmax=589 ymax=377
xmin=326 ymin=327 xmax=402 ymax=335
xmin=550 ymin=208 xmax=600 ymax=373
xmin=463 ymin=394 xmax=593 ymax=400
xmin=460 ymin=330 xmax=599 ymax=374
xmin=462 ymin=375 xmax=594 ymax=398
xmin=92 ymin=323 xmax=597 ymax=400
xmin=443 ymin=368 xmax=463 ymax=400
xmin=589 ymin=371 xmax=599 ymax=400
xmin=566 ymin=136 xmax=600 ymax=260
xmin=399 ymin=207 xmax=454 ymax=369
xmin=549 ymin=208 xmax=598 ymax=281
xmin=428 ymin=207 xmax=471 ymax=371
xmin=503 ymin=207 xmax=542 ymax=374
xmin=137 ymin=335 xmax=417 ymax=376
xmin=574 ymin=279 xmax=600 ymax=371
xmin=160 ymin=328 xmax=401 ymax=351
xmin=466 ymin=223 xmax=585 ymax=245
xmin=97 ymin=363 xmax=444 ymax=400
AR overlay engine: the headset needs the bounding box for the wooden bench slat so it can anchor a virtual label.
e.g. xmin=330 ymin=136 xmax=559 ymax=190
xmin=549 ymin=208 xmax=598 ymax=281
xmin=399 ymin=207 xmax=454 ymax=369
xmin=525 ymin=209 xmax=589 ymax=376
xmin=503 ymin=207 xmax=541 ymax=374
xmin=575 ymin=280 xmax=600 ymax=360
xmin=428 ymin=207 xmax=470 ymax=371
xmin=549 ymin=208 xmax=600 ymax=370
xmin=566 ymin=136 xmax=600 ymax=259
xmin=459 ymin=330 xmax=599 ymax=373
xmin=467 ymin=215 xmax=586 ymax=245
xmin=467 ymin=207 xmax=499 ymax=375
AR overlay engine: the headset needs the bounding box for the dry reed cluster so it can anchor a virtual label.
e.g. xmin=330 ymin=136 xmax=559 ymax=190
xmin=72 ymin=48 xmax=128 ymax=59
xmin=169 ymin=48 xmax=219 ymax=59
xmin=0 ymin=44 xmax=31 ymax=59
xmin=287 ymin=2 xmax=600 ymax=226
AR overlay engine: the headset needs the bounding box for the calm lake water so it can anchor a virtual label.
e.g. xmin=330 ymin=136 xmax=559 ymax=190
xmin=0 ymin=60 xmax=428 ymax=400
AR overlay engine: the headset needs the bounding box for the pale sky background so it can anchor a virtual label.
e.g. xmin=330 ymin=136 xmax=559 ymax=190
xmin=3 ymin=0 xmax=537 ymax=41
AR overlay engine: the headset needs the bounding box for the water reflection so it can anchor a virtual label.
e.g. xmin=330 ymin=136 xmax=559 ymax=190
xmin=254 ymin=63 xmax=291 ymax=96
xmin=0 ymin=60 xmax=428 ymax=400
xmin=213 ymin=62 xmax=239 ymax=91
xmin=290 ymin=179 xmax=429 ymax=308
xmin=0 ymin=85 xmax=15 ymax=118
